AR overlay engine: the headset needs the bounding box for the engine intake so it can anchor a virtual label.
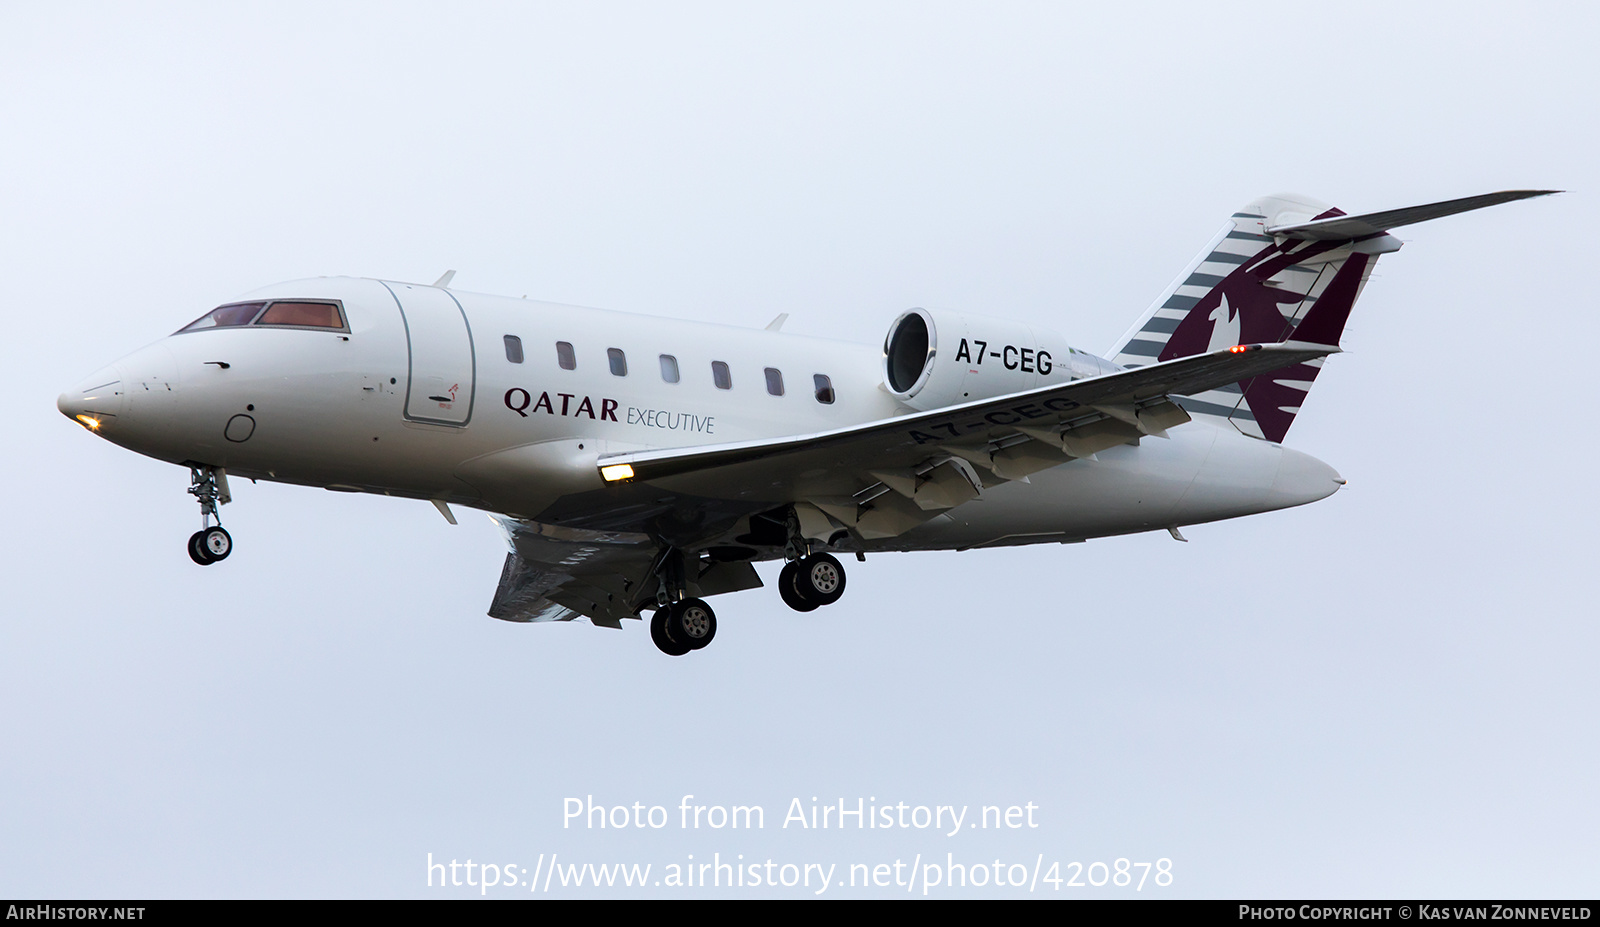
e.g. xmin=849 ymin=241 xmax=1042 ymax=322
xmin=882 ymin=307 xmax=1073 ymax=411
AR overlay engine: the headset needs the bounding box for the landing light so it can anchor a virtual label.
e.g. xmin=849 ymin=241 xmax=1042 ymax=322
xmin=75 ymin=414 xmax=101 ymax=431
xmin=601 ymin=463 xmax=635 ymax=482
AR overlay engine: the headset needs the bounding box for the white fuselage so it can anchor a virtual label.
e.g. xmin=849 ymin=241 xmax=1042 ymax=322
xmin=59 ymin=276 xmax=1342 ymax=554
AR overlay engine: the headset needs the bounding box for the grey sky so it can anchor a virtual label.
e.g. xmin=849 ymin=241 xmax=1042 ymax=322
xmin=2 ymin=2 xmax=1595 ymax=898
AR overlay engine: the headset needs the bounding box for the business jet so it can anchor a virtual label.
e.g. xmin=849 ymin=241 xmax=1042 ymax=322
xmin=58 ymin=191 xmax=1551 ymax=655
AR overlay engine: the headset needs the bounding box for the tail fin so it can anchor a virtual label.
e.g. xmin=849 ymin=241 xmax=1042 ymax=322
xmin=1109 ymin=190 xmax=1554 ymax=442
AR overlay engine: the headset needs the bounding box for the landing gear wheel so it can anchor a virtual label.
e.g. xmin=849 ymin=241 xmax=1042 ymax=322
xmin=650 ymin=607 xmax=691 ymax=656
xmin=779 ymin=561 xmax=820 ymax=612
xmin=668 ymin=598 xmax=717 ymax=650
xmin=187 ymin=531 xmax=212 ymax=565
xmin=200 ymin=526 xmax=232 ymax=562
xmin=795 ymin=553 xmax=845 ymax=606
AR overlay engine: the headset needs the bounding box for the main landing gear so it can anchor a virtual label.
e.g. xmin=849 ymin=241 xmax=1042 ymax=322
xmin=645 ymin=547 xmax=718 ymax=656
xmin=778 ymin=553 xmax=847 ymax=612
xmin=640 ymin=534 xmax=853 ymax=655
xmin=649 ymin=598 xmax=717 ymax=657
xmin=186 ymin=465 xmax=233 ymax=566
xmin=775 ymin=506 xmax=849 ymax=613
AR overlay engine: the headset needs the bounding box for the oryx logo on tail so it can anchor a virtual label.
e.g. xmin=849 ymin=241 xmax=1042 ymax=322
xmin=1204 ymin=295 xmax=1243 ymax=356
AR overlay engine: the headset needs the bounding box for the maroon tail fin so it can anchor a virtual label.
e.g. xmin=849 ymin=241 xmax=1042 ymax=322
xmin=1110 ymin=193 xmax=1396 ymax=442
xmin=1111 ymin=190 xmax=1554 ymax=442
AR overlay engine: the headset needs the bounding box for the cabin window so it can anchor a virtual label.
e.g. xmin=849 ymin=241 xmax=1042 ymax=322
xmin=659 ymin=354 xmax=680 ymax=383
xmin=711 ymin=361 xmax=732 ymax=390
xmin=764 ymin=367 xmax=784 ymax=396
xmin=503 ymin=335 xmax=524 ymax=364
xmin=556 ymin=341 xmax=576 ymax=370
xmin=608 ymin=348 xmax=628 ymax=376
xmin=176 ymin=302 xmax=266 ymax=333
xmin=813 ymin=374 xmax=835 ymax=404
xmin=255 ymin=301 xmax=345 ymax=329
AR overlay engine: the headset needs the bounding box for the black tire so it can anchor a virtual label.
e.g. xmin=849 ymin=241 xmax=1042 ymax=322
xmin=796 ymin=553 xmax=846 ymax=606
xmin=650 ymin=607 xmax=691 ymax=656
xmin=778 ymin=561 xmax=819 ymax=612
xmin=670 ymin=598 xmax=717 ymax=650
xmin=187 ymin=531 xmax=213 ymax=565
xmin=201 ymin=526 xmax=232 ymax=562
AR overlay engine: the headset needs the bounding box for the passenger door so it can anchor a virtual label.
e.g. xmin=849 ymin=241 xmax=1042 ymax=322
xmin=384 ymin=281 xmax=476 ymax=426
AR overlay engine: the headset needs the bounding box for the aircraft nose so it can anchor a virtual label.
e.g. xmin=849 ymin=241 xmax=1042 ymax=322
xmin=58 ymin=365 xmax=127 ymax=433
xmin=1270 ymin=446 xmax=1345 ymax=507
xmin=56 ymin=390 xmax=84 ymax=419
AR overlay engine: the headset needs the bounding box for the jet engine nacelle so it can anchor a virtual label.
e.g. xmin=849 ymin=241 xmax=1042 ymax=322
xmin=882 ymin=307 xmax=1071 ymax=411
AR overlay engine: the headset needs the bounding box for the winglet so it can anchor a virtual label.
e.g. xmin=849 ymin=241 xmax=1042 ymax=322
xmin=1267 ymin=190 xmax=1559 ymax=240
xmin=433 ymin=270 xmax=456 ymax=288
xmin=765 ymin=313 xmax=789 ymax=332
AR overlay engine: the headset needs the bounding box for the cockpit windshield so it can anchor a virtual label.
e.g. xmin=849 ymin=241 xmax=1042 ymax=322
xmin=176 ymin=300 xmax=346 ymax=334
xmin=256 ymin=301 xmax=344 ymax=328
xmin=178 ymin=302 xmax=267 ymax=332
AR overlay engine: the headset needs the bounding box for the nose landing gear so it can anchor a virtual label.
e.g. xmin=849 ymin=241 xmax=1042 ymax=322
xmin=187 ymin=526 xmax=233 ymax=565
xmin=186 ymin=465 xmax=233 ymax=565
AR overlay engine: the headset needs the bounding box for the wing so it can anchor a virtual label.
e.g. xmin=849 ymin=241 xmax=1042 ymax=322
xmin=486 ymin=517 xmax=762 ymax=626
xmin=595 ymin=341 xmax=1336 ymax=539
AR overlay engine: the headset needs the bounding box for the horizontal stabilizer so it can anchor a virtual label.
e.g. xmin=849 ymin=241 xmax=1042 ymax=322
xmin=1267 ymin=190 xmax=1558 ymax=240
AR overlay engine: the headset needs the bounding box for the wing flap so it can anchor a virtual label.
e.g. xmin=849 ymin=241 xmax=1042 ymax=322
xmin=486 ymin=518 xmax=659 ymax=626
xmin=487 ymin=553 xmax=581 ymax=623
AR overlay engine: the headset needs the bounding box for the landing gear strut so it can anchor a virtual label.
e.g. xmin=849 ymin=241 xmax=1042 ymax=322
xmin=186 ymin=465 xmax=233 ymax=565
